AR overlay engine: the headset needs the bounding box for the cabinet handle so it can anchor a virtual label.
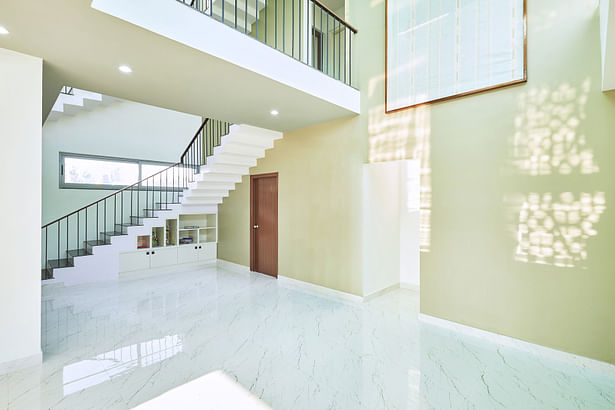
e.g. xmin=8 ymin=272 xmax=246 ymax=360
xmin=152 ymin=251 xmax=155 ymax=255
xmin=146 ymin=251 xmax=150 ymax=255
xmin=199 ymin=246 xmax=202 ymax=249
xmin=195 ymin=246 xmax=197 ymax=249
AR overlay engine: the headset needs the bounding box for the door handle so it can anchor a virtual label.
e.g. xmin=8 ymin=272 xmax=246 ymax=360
xmin=253 ymin=224 xmax=259 ymax=229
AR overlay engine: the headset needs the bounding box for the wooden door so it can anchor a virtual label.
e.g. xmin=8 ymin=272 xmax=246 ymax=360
xmin=250 ymin=173 xmax=278 ymax=277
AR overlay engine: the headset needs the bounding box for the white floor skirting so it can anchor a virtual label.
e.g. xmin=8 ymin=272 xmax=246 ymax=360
xmin=418 ymin=313 xmax=615 ymax=378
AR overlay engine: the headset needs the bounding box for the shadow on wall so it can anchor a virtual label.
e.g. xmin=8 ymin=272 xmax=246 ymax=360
xmin=509 ymin=78 xmax=606 ymax=268
xmin=367 ymin=103 xmax=432 ymax=252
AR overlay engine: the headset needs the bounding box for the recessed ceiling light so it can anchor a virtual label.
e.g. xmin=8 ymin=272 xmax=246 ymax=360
xmin=118 ymin=65 xmax=132 ymax=73
xmin=270 ymin=109 xmax=279 ymax=116
xmin=0 ymin=26 xmax=9 ymax=35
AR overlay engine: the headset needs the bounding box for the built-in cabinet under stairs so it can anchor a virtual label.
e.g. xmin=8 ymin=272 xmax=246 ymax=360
xmin=42 ymin=122 xmax=282 ymax=285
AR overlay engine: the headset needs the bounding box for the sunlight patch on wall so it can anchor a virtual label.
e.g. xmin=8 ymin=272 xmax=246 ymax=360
xmin=368 ymin=105 xmax=432 ymax=252
xmin=510 ymin=78 xmax=605 ymax=268
xmin=515 ymin=192 xmax=606 ymax=268
xmin=512 ymin=79 xmax=598 ymax=176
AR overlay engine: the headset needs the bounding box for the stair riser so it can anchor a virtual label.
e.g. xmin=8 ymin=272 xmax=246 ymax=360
xmin=216 ymin=143 xmax=266 ymax=157
xmin=207 ymin=155 xmax=257 ymax=167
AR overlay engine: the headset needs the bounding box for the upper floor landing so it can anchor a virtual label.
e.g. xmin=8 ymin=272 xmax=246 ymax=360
xmin=0 ymin=0 xmax=359 ymax=131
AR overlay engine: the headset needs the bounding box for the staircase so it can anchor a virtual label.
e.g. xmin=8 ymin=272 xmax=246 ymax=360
xmin=42 ymin=119 xmax=282 ymax=284
xmin=47 ymin=87 xmax=120 ymax=122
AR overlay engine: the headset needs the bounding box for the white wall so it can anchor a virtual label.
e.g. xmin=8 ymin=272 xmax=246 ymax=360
xmin=0 ymin=48 xmax=43 ymax=373
xmin=399 ymin=161 xmax=420 ymax=288
xmin=42 ymin=100 xmax=201 ymax=224
xmin=362 ymin=160 xmax=420 ymax=297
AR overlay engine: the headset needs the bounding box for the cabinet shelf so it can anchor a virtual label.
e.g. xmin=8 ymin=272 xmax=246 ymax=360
xmin=122 ymin=213 xmax=217 ymax=272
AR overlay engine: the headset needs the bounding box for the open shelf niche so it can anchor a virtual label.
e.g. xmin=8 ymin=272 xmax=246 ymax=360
xmin=166 ymin=219 xmax=178 ymax=246
xmin=132 ymin=214 xmax=217 ymax=249
xmin=152 ymin=227 xmax=164 ymax=248
xmin=199 ymin=228 xmax=216 ymax=243
xmin=137 ymin=235 xmax=151 ymax=249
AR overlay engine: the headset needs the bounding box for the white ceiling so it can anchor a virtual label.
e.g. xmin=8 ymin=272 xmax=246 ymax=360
xmin=0 ymin=0 xmax=357 ymax=131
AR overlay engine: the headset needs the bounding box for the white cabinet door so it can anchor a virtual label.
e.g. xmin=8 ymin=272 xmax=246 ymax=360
xmin=198 ymin=243 xmax=217 ymax=261
xmin=150 ymin=247 xmax=178 ymax=268
xmin=178 ymin=245 xmax=199 ymax=264
xmin=119 ymin=250 xmax=150 ymax=272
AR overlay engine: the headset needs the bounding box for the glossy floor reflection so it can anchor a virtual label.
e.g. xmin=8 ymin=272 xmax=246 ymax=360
xmin=1 ymin=266 xmax=614 ymax=409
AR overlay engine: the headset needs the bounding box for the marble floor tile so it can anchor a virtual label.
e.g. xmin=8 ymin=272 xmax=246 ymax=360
xmin=0 ymin=266 xmax=613 ymax=409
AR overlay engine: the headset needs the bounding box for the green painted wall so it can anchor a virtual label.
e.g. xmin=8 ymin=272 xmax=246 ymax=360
xmin=219 ymin=0 xmax=615 ymax=364
xmin=419 ymin=0 xmax=615 ymax=365
xmin=218 ymin=118 xmax=364 ymax=296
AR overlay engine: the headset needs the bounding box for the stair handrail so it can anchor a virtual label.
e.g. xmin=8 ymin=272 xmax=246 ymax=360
xmin=42 ymin=120 xmax=211 ymax=229
xmin=41 ymin=161 xmax=182 ymax=229
xmin=41 ymin=117 xmax=231 ymax=279
xmin=181 ymin=117 xmax=209 ymax=161
xmin=311 ymin=0 xmax=357 ymax=34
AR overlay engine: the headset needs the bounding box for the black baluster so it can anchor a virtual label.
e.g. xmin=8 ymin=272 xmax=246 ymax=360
xmin=344 ymin=27 xmax=347 ymax=84
xmin=349 ymin=32 xmax=352 ymax=85
xmin=338 ymin=19 xmax=341 ymax=79
xmin=45 ymin=227 xmax=48 ymax=276
xmin=265 ymin=0 xmax=268 ymax=44
xmin=327 ymin=13 xmax=329 ymax=75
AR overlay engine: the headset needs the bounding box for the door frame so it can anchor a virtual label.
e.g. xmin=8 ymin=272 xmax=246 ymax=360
xmin=250 ymin=172 xmax=279 ymax=277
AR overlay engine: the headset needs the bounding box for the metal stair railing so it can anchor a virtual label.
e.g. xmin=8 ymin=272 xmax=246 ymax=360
xmin=41 ymin=118 xmax=231 ymax=280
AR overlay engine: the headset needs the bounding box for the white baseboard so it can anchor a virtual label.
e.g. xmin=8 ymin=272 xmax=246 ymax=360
xmin=363 ymin=284 xmax=400 ymax=302
xmin=400 ymin=282 xmax=420 ymax=292
xmin=215 ymin=261 xmax=415 ymax=305
xmin=278 ymin=275 xmax=363 ymax=304
xmin=216 ymin=259 xmax=251 ymax=275
xmin=0 ymin=351 xmax=42 ymax=375
xmin=418 ymin=313 xmax=615 ymax=378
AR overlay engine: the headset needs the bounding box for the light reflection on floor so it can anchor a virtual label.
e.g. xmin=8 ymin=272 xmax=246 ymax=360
xmin=63 ymin=335 xmax=183 ymax=396
xmin=0 ymin=267 xmax=613 ymax=409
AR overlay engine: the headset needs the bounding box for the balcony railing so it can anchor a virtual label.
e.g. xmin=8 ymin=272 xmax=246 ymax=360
xmin=177 ymin=0 xmax=357 ymax=87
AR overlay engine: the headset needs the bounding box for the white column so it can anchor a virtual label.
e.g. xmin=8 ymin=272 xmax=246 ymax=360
xmin=0 ymin=48 xmax=43 ymax=374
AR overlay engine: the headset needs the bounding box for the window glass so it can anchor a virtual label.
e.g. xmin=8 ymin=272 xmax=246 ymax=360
xmin=386 ymin=0 xmax=526 ymax=111
xmin=64 ymin=157 xmax=139 ymax=187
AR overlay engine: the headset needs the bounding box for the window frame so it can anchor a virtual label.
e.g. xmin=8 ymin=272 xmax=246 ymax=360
xmin=384 ymin=0 xmax=528 ymax=113
xmin=59 ymin=152 xmax=175 ymax=190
